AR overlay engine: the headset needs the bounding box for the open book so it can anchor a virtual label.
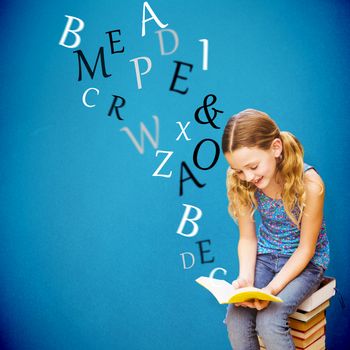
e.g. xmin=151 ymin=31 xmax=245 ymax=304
xmin=195 ymin=276 xmax=283 ymax=304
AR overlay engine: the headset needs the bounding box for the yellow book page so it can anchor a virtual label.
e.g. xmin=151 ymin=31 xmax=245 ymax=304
xmin=228 ymin=290 xmax=283 ymax=304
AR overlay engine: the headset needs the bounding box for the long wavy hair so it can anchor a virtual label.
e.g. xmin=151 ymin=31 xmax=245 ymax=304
xmin=221 ymin=109 xmax=319 ymax=228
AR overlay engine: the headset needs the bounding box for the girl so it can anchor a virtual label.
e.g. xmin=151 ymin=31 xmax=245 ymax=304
xmin=221 ymin=109 xmax=329 ymax=350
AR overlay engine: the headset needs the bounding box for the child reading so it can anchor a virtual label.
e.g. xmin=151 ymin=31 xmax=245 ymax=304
xmin=221 ymin=109 xmax=329 ymax=350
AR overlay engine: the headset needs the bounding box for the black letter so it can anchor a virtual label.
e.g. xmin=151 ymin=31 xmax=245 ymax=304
xmin=196 ymin=240 xmax=215 ymax=264
xmin=169 ymin=61 xmax=193 ymax=95
xmin=193 ymin=138 xmax=220 ymax=170
xmin=105 ymin=29 xmax=125 ymax=54
xmin=73 ymin=47 xmax=111 ymax=81
xmin=179 ymin=161 xmax=205 ymax=196
xmin=108 ymin=95 xmax=126 ymax=120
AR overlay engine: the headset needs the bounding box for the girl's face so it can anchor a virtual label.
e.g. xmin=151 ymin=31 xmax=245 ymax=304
xmin=224 ymin=139 xmax=282 ymax=190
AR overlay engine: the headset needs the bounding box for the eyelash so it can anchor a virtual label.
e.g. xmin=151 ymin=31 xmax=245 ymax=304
xmin=233 ymin=165 xmax=258 ymax=174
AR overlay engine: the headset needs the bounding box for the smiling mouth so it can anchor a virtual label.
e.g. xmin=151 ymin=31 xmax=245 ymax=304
xmin=253 ymin=176 xmax=263 ymax=184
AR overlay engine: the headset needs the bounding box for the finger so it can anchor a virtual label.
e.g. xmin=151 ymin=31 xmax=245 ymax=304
xmin=244 ymin=301 xmax=255 ymax=308
xmin=254 ymin=299 xmax=263 ymax=310
xmin=232 ymin=280 xmax=240 ymax=289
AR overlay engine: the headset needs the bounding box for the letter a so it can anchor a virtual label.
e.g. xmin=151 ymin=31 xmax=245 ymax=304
xmin=142 ymin=2 xmax=168 ymax=37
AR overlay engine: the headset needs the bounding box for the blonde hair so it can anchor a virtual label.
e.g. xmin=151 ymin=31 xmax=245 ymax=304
xmin=221 ymin=109 xmax=318 ymax=228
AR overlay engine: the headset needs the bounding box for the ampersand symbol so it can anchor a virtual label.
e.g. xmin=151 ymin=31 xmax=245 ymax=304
xmin=194 ymin=94 xmax=223 ymax=129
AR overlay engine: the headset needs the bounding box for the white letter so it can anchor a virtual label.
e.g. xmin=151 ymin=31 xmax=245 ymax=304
xmin=209 ymin=267 xmax=227 ymax=279
xmin=176 ymin=121 xmax=191 ymax=141
xmin=156 ymin=29 xmax=179 ymax=55
xmin=59 ymin=15 xmax=85 ymax=48
xmin=142 ymin=1 xmax=168 ymax=37
xmin=152 ymin=150 xmax=173 ymax=178
xmin=176 ymin=204 xmax=202 ymax=237
xmin=120 ymin=115 xmax=159 ymax=154
xmin=129 ymin=56 xmax=152 ymax=89
xmin=199 ymin=39 xmax=208 ymax=71
xmin=82 ymin=87 xmax=99 ymax=108
xmin=180 ymin=252 xmax=195 ymax=269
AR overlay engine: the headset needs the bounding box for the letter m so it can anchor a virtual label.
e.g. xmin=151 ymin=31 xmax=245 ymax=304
xmin=73 ymin=47 xmax=111 ymax=81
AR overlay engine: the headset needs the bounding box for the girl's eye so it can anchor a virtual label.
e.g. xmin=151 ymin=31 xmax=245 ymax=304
xmin=251 ymin=165 xmax=258 ymax=170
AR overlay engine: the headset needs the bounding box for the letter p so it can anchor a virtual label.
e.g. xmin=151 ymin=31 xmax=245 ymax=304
xmin=129 ymin=56 xmax=152 ymax=89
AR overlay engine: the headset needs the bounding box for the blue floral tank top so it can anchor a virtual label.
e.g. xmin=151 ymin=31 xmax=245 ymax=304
xmin=255 ymin=163 xmax=330 ymax=270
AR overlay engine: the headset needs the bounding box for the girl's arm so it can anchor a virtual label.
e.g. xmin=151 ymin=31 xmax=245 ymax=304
xmin=235 ymin=206 xmax=257 ymax=286
xmin=266 ymin=170 xmax=325 ymax=295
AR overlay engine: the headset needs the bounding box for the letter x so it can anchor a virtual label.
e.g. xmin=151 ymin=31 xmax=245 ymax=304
xmin=176 ymin=121 xmax=191 ymax=141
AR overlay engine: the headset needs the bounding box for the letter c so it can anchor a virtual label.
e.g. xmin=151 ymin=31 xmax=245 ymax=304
xmin=82 ymin=87 xmax=100 ymax=108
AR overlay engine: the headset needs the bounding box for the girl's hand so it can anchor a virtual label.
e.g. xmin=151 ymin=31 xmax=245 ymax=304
xmin=247 ymin=285 xmax=275 ymax=310
xmin=231 ymin=277 xmax=256 ymax=308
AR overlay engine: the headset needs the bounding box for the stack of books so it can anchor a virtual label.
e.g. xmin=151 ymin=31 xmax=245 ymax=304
xmin=259 ymin=276 xmax=336 ymax=350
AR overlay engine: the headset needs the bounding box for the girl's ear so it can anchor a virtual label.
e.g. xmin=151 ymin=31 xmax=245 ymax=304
xmin=271 ymin=138 xmax=283 ymax=158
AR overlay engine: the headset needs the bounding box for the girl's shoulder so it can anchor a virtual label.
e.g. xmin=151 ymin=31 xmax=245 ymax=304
xmin=303 ymin=163 xmax=325 ymax=196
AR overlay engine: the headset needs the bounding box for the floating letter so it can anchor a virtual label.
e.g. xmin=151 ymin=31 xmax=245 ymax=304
xmin=199 ymin=39 xmax=208 ymax=70
xmin=73 ymin=47 xmax=111 ymax=81
xmin=82 ymin=87 xmax=99 ymax=108
xmin=108 ymin=95 xmax=126 ymax=120
xmin=175 ymin=121 xmax=191 ymax=141
xmin=179 ymin=162 xmax=205 ymax=196
xmin=129 ymin=56 xmax=152 ymax=89
xmin=177 ymin=203 xmax=202 ymax=237
xmin=120 ymin=115 xmax=159 ymax=154
xmin=180 ymin=252 xmax=195 ymax=269
xmin=142 ymin=1 xmax=168 ymax=37
xmin=193 ymin=138 xmax=220 ymax=170
xmin=196 ymin=240 xmax=215 ymax=264
xmin=169 ymin=61 xmax=193 ymax=95
xmin=105 ymin=29 xmax=125 ymax=54
xmin=152 ymin=150 xmax=174 ymax=178
xmin=156 ymin=29 xmax=179 ymax=55
xmin=59 ymin=15 xmax=85 ymax=49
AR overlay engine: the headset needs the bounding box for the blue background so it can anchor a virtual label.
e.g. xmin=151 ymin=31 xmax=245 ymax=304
xmin=1 ymin=0 xmax=349 ymax=349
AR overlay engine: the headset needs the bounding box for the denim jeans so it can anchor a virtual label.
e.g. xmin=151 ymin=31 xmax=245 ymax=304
xmin=224 ymin=253 xmax=325 ymax=350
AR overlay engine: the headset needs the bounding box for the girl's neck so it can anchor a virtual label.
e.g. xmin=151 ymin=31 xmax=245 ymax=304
xmin=262 ymin=172 xmax=283 ymax=200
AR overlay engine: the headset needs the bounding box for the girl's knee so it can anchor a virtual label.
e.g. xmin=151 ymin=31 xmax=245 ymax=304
xmin=225 ymin=304 xmax=257 ymax=332
xmin=256 ymin=305 xmax=290 ymax=337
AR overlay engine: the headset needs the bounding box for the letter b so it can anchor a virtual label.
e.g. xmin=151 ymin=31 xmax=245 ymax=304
xmin=176 ymin=204 xmax=202 ymax=237
xmin=59 ymin=15 xmax=85 ymax=48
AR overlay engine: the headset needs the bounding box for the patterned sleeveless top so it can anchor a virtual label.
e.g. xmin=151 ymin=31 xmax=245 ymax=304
xmin=255 ymin=163 xmax=330 ymax=269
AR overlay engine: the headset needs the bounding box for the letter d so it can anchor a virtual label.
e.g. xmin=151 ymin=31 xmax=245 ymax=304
xmin=180 ymin=252 xmax=195 ymax=269
xmin=59 ymin=15 xmax=85 ymax=48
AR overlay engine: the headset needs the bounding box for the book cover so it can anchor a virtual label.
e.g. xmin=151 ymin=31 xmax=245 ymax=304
xmin=290 ymin=300 xmax=330 ymax=322
xmin=293 ymin=327 xmax=324 ymax=348
xmin=290 ymin=318 xmax=326 ymax=339
xmin=289 ymin=311 xmax=325 ymax=332
xmin=259 ymin=334 xmax=325 ymax=350
xmin=297 ymin=277 xmax=336 ymax=312
xmin=295 ymin=335 xmax=326 ymax=350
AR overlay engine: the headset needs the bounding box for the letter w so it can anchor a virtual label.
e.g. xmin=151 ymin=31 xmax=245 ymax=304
xmin=120 ymin=115 xmax=159 ymax=154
